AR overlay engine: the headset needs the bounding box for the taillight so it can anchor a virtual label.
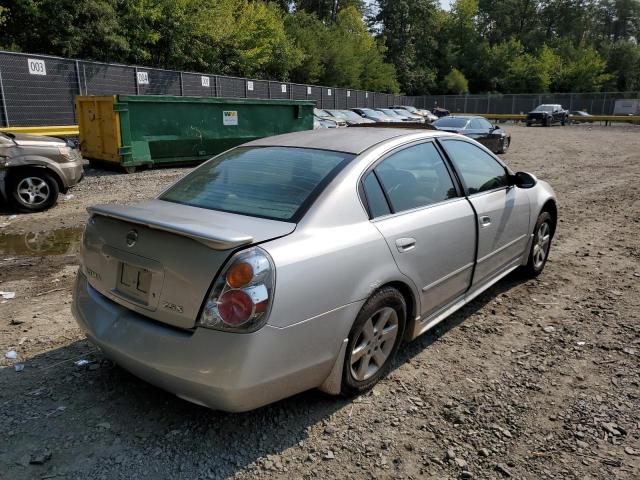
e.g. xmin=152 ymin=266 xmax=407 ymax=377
xmin=197 ymin=247 xmax=275 ymax=333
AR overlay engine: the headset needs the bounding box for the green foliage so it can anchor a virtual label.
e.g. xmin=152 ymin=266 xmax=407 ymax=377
xmin=443 ymin=68 xmax=469 ymax=94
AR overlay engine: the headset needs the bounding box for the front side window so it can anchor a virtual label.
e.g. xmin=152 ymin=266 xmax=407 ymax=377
xmin=440 ymin=140 xmax=507 ymax=194
xmin=374 ymin=142 xmax=457 ymax=213
xmin=161 ymin=147 xmax=352 ymax=221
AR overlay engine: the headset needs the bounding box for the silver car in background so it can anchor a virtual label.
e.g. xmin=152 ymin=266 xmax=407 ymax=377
xmin=73 ymin=129 xmax=557 ymax=412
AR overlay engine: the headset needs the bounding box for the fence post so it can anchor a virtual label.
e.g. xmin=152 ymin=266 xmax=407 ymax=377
xmin=511 ymin=95 xmax=515 ymax=114
xmin=601 ymin=92 xmax=606 ymax=115
xmin=463 ymin=95 xmax=468 ymax=113
xmin=179 ymin=72 xmax=184 ymax=96
xmin=75 ymin=60 xmax=82 ymax=95
xmin=134 ymin=67 xmax=139 ymax=95
xmin=0 ymin=68 xmax=9 ymax=127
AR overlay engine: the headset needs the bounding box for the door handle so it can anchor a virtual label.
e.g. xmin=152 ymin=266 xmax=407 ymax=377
xmin=480 ymin=216 xmax=492 ymax=227
xmin=395 ymin=237 xmax=416 ymax=253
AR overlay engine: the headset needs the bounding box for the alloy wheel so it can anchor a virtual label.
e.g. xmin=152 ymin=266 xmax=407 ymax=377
xmin=350 ymin=307 xmax=399 ymax=381
xmin=17 ymin=177 xmax=50 ymax=206
xmin=532 ymin=221 xmax=550 ymax=269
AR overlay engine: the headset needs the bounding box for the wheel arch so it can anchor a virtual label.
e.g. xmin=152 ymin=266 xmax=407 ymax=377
xmin=6 ymin=164 xmax=65 ymax=192
xmin=376 ymin=280 xmax=418 ymax=342
xmin=540 ymin=198 xmax=558 ymax=237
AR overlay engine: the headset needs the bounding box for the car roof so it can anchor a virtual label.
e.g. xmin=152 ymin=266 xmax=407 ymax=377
xmin=244 ymin=128 xmax=446 ymax=154
xmin=438 ymin=115 xmax=477 ymax=120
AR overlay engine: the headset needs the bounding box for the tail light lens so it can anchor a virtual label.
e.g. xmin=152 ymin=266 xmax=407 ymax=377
xmin=197 ymin=247 xmax=275 ymax=333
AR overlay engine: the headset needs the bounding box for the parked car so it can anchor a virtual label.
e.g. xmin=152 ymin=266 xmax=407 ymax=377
xmin=432 ymin=115 xmax=511 ymax=154
xmin=314 ymin=108 xmax=346 ymax=127
xmin=325 ymin=109 xmax=375 ymax=126
xmin=376 ymin=108 xmax=414 ymax=123
xmin=73 ymin=128 xmax=557 ymax=412
xmin=433 ymin=107 xmax=450 ymax=118
xmin=570 ymin=111 xmax=593 ymax=123
xmin=393 ymin=105 xmax=436 ymax=122
xmin=314 ymin=115 xmax=338 ymax=129
xmin=0 ymin=132 xmax=83 ymax=212
xmin=391 ymin=109 xmax=425 ymax=123
xmin=352 ymin=108 xmax=395 ymax=123
xmin=526 ymin=104 xmax=568 ymax=127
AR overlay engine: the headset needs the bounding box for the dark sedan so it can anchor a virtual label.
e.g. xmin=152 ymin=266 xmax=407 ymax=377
xmin=432 ymin=116 xmax=510 ymax=154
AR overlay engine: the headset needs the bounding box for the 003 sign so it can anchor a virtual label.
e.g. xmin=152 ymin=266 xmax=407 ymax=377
xmin=28 ymin=59 xmax=47 ymax=76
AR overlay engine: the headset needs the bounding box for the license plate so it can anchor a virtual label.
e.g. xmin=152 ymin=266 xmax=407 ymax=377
xmin=117 ymin=262 xmax=151 ymax=304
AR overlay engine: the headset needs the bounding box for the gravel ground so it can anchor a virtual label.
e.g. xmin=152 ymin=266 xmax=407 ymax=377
xmin=0 ymin=125 xmax=639 ymax=480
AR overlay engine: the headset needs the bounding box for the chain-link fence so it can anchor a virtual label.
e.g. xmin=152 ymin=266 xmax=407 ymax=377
xmin=1 ymin=50 xmax=638 ymax=127
xmin=0 ymin=50 xmax=413 ymax=127
xmin=411 ymin=92 xmax=640 ymax=116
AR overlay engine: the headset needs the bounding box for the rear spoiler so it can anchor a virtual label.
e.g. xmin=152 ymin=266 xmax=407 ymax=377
xmin=88 ymin=203 xmax=254 ymax=250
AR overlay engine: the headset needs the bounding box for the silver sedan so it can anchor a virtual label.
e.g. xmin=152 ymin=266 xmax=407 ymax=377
xmin=73 ymin=129 xmax=557 ymax=412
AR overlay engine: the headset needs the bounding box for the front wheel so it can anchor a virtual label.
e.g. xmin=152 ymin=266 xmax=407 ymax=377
xmin=7 ymin=169 xmax=59 ymax=213
xmin=498 ymin=136 xmax=510 ymax=154
xmin=341 ymin=287 xmax=406 ymax=397
xmin=522 ymin=211 xmax=553 ymax=277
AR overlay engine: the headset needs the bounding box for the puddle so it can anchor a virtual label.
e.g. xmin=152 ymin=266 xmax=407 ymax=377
xmin=0 ymin=227 xmax=83 ymax=257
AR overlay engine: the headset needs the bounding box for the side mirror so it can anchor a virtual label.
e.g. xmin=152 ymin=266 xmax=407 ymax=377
xmin=509 ymin=171 xmax=537 ymax=189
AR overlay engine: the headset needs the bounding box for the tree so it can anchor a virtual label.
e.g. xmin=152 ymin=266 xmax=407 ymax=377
xmin=601 ymin=40 xmax=640 ymax=91
xmin=376 ymin=0 xmax=441 ymax=94
xmin=294 ymin=0 xmax=365 ymax=22
xmin=443 ymin=68 xmax=469 ymax=93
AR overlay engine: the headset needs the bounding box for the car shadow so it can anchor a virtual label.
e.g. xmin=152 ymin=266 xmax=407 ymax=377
xmin=0 ymin=271 xmax=530 ymax=478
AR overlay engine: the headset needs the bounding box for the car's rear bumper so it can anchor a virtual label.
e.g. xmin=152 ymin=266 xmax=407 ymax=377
xmin=72 ymin=272 xmax=360 ymax=412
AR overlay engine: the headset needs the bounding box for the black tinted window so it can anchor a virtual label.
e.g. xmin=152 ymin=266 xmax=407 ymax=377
xmin=375 ymin=142 xmax=457 ymax=213
xmin=434 ymin=117 xmax=469 ymax=128
xmin=441 ymin=140 xmax=507 ymax=194
xmin=363 ymin=173 xmax=391 ymax=218
xmin=161 ymin=147 xmax=352 ymax=221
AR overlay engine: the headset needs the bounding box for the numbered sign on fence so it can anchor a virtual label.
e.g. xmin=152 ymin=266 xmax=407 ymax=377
xmin=137 ymin=71 xmax=149 ymax=85
xmin=247 ymin=81 xmax=254 ymax=91
xmin=307 ymin=86 xmax=312 ymax=95
xmin=27 ymin=58 xmax=46 ymax=76
xmin=281 ymin=84 xmax=287 ymax=93
xmin=347 ymin=91 xmax=351 ymax=97
xmin=201 ymin=76 xmax=210 ymax=87
xmin=327 ymin=89 xmax=332 ymax=96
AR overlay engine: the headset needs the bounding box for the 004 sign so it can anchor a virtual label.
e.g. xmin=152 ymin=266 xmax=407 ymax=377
xmin=28 ymin=59 xmax=47 ymax=76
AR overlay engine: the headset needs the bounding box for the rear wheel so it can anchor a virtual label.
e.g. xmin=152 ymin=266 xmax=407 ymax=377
xmin=7 ymin=169 xmax=59 ymax=213
xmin=341 ymin=287 xmax=406 ymax=396
xmin=522 ymin=211 xmax=553 ymax=277
xmin=545 ymin=116 xmax=552 ymax=127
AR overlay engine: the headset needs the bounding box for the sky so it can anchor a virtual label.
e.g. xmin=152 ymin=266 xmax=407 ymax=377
xmin=440 ymin=0 xmax=453 ymax=10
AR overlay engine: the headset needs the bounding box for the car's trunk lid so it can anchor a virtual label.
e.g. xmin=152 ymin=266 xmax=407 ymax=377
xmin=81 ymin=199 xmax=295 ymax=329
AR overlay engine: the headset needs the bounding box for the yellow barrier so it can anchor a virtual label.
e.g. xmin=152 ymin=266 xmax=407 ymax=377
xmin=462 ymin=113 xmax=639 ymax=123
xmin=0 ymin=125 xmax=79 ymax=137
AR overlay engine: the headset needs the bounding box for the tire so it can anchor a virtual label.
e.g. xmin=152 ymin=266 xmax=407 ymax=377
xmin=7 ymin=169 xmax=59 ymax=213
xmin=498 ymin=136 xmax=510 ymax=154
xmin=545 ymin=116 xmax=552 ymax=127
xmin=561 ymin=116 xmax=566 ymax=126
xmin=341 ymin=287 xmax=406 ymax=397
xmin=526 ymin=121 xmax=532 ymax=127
xmin=123 ymin=166 xmax=137 ymax=174
xmin=521 ymin=211 xmax=553 ymax=277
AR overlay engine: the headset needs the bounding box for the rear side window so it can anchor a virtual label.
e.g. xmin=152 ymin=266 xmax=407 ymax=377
xmin=441 ymin=140 xmax=507 ymax=194
xmin=363 ymin=173 xmax=391 ymax=218
xmin=161 ymin=147 xmax=352 ymax=221
xmin=374 ymin=142 xmax=458 ymax=213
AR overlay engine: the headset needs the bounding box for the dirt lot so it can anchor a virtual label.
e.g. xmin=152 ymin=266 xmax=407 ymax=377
xmin=0 ymin=125 xmax=639 ymax=480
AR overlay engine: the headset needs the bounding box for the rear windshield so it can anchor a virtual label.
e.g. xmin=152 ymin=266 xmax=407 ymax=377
xmin=161 ymin=147 xmax=353 ymax=221
xmin=434 ymin=117 xmax=468 ymax=128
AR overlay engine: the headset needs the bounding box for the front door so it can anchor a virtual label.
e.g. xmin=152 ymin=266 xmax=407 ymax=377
xmin=439 ymin=138 xmax=530 ymax=287
xmin=362 ymin=141 xmax=477 ymax=318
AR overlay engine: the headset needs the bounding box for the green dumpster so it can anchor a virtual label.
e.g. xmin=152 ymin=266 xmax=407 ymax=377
xmin=76 ymin=95 xmax=314 ymax=172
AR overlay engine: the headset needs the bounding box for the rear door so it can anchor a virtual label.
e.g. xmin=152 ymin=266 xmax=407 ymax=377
xmin=439 ymin=139 xmax=530 ymax=287
xmin=363 ymin=141 xmax=476 ymax=318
